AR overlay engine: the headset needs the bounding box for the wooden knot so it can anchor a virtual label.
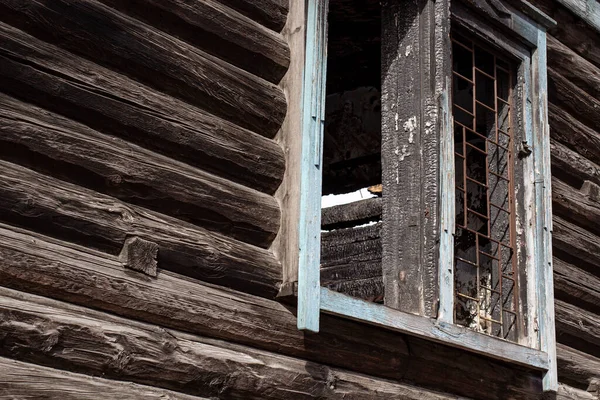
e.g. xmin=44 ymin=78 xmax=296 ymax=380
xmin=119 ymin=236 xmax=158 ymax=277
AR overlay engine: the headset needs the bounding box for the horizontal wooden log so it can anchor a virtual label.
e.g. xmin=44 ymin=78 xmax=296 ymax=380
xmin=0 ymin=357 xmax=208 ymax=400
xmin=552 ymin=178 xmax=600 ymax=237
xmin=214 ymin=0 xmax=288 ymax=32
xmin=0 ymin=286 xmax=484 ymax=400
xmin=555 ymin=300 xmax=600 ymax=358
xmin=0 ymin=96 xmax=279 ymax=247
xmin=0 ymin=22 xmax=285 ymax=192
xmin=0 ymin=0 xmax=286 ymax=136
xmin=0 ymin=224 xmax=542 ymax=399
xmin=549 ymin=68 xmax=600 ymax=134
xmin=554 ymin=258 xmax=600 ymax=314
xmin=556 ymin=384 xmax=596 ymax=400
xmin=95 ymin=0 xmax=290 ymax=83
xmin=321 ymin=197 xmax=382 ymax=230
xmin=0 ymin=163 xmax=281 ymax=297
xmin=557 ymin=344 xmax=600 ymax=390
xmin=549 ymin=104 xmax=600 ymax=168
xmin=321 ymin=223 xmax=382 ymax=265
xmin=552 ymin=216 xmax=600 ymax=275
xmin=547 ymin=35 xmax=600 ymax=100
xmin=551 ymin=140 xmax=600 ymax=193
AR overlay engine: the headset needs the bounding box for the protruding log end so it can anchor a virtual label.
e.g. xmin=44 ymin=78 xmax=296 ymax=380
xmin=120 ymin=236 xmax=159 ymax=277
xmin=582 ymin=181 xmax=600 ymax=203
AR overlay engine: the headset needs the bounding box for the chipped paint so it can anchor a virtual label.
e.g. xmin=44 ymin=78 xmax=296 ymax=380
xmin=403 ymin=116 xmax=417 ymax=143
xmin=395 ymin=112 xmax=399 ymax=131
xmin=405 ymin=45 xmax=412 ymax=56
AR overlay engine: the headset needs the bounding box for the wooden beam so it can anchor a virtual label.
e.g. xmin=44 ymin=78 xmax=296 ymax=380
xmin=0 ymin=357 xmax=208 ymax=400
xmin=549 ymin=105 xmax=600 ymax=168
xmin=0 ymin=95 xmax=279 ymax=247
xmin=552 ymin=216 xmax=600 ymax=273
xmin=554 ymin=258 xmax=600 ymax=314
xmin=94 ymin=0 xmax=290 ymax=83
xmin=557 ymin=344 xmax=600 ymax=390
xmin=556 ymin=384 xmax=596 ymax=400
xmin=321 ymin=197 xmax=382 ymax=230
xmin=0 ymin=162 xmax=282 ymax=297
xmin=550 ymin=140 xmax=600 ymax=188
xmin=213 ymin=0 xmax=288 ymax=32
xmin=552 ymin=0 xmax=600 ymax=35
xmin=0 ymin=224 xmax=542 ymax=399
xmin=555 ymin=300 xmax=600 ymax=358
xmin=552 ymin=178 xmax=600 ymax=237
xmin=0 ymin=0 xmax=286 ymax=136
xmin=0 ymin=22 xmax=285 ymax=192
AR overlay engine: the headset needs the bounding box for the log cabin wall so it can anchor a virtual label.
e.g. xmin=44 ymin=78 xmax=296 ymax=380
xmin=0 ymin=2 xmax=598 ymax=400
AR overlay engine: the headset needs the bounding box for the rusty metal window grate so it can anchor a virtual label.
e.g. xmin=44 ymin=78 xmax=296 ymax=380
xmin=451 ymin=30 xmax=518 ymax=341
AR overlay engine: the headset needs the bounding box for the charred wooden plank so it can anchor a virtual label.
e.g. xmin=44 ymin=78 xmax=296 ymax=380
xmin=214 ymin=0 xmax=288 ymax=32
xmin=549 ymin=68 xmax=600 ymax=134
xmin=0 ymin=225 xmax=542 ymax=400
xmin=0 ymin=162 xmax=281 ymax=297
xmin=557 ymin=344 xmax=600 ymax=391
xmin=554 ymin=258 xmax=600 ymax=315
xmin=552 ymin=216 xmax=600 ymax=276
xmin=552 ymin=178 xmax=600 ymax=237
xmin=321 ymin=198 xmax=382 ymax=230
xmin=555 ymin=300 xmax=600 ymax=358
xmin=0 ymin=0 xmax=286 ymax=136
xmin=0 ymin=22 xmax=285 ymax=192
xmin=551 ymin=140 xmax=600 ymax=189
xmin=321 ymin=223 xmax=382 ymax=265
xmin=95 ymin=0 xmax=290 ymax=83
xmin=547 ymin=35 xmax=600 ymax=99
xmin=0 ymin=357 xmax=208 ymax=400
xmin=0 ymin=96 xmax=279 ymax=247
xmin=0 ymin=287 xmax=474 ymax=400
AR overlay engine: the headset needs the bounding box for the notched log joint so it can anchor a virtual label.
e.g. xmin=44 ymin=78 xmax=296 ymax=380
xmin=120 ymin=236 xmax=159 ymax=277
xmin=582 ymin=181 xmax=600 ymax=203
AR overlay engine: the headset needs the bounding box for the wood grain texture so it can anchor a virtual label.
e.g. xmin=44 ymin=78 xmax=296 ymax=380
xmin=0 ymin=0 xmax=286 ymax=136
xmin=552 ymin=216 xmax=600 ymax=275
xmin=0 ymin=224 xmax=543 ymax=400
xmin=321 ymin=197 xmax=382 ymax=230
xmin=554 ymin=258 xmax=600 ymax=315
xmin=0 ymin=287 xmax=484 ymax=400
xmin=214 ymin=0 xmax=288 ymax=32
xmin=0 ymin=162 xmax=282 ymax=297
xmin=95 ymin=0 xmax=290 ymax=83
xmin=0 ymin=22 xmax=285 ymax=192
xmin=555 ymin=300 xmax=600 ymax=358
xmin=557 ymin=344 xmax=600 ymax=390
xmin=550 ymin=140 xmax=600 ymax=191
xmin=0 ymin=357 xmax=208 ymax=400
xmin=0 ymin=95 xmax=280 ymax=247
xmin=120 ymin=236 xmax=159 ymax=277
xmin=556 ymin=384 xmax=596 ymax=400
xmin=549 ymin=105 xmax=600 ymax=168
xmin=552 ymin=178 xmax=600 ymax=237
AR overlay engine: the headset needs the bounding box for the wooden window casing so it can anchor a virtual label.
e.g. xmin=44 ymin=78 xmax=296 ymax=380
xmin=296 ymin=0 xmax=558 ymax=393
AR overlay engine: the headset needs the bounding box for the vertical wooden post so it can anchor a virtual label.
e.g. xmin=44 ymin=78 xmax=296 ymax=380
xmin=381 ymin=0 xmax=451 ymax=317
xmin=297 ymin=0 xmax=329 ymax=332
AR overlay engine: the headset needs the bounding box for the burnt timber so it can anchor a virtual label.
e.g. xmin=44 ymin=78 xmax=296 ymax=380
xmin=0 ymin=0 xmax=599 ymax=399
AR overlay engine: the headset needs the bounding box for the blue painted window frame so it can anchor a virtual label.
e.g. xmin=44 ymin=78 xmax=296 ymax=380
xmin=297 ymin=0 xmax=557 ymax=393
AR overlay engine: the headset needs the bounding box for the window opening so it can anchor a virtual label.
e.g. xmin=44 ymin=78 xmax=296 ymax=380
xmin=451 ymin=30 xmax=519 ymax=341
xmin=319 ymin=0 xmax=383 ymax=303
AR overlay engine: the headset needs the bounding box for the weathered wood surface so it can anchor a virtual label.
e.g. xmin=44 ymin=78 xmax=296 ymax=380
xmin=547 ymin=35 xmax=600 ymax=99
xmin=555 ymin=300 xmax=600 ymax=358
xmin=0 ymin=96 xmax=279 ymax=247
xmin=321 ymin=197 xmax=382 ymax=230
xmin=552 ymin=216 xmax=600 ymax=274
xmin=549 ymin=68 xmax=600 ymax=134
xmin=0 ymin=357 xmax=208 ymax=400
xmin=0 ymin=0 xmax=286 ymax=136
xmin=0 ymin=162 xmax=281 ymax=297
xmin=554 ymin=258 xmax=600 ymax=314
xmin=95 ymin=0 xmax=290 ymax=83
xmin=557 ymin=344 xmax=600 ymax=390
xmin=0 ymin=287 xmax=494 ymax=400
xmin=552 ymin=178 xmax=600 ymax=237
xmin=0 ymin=22 xmax=285 ymax=192
xmin=0 ymin=224 xmax=543 ymax=400
xmin=556 ymin=384 xmax=596 ymax=400
xmin=551 ymin=140 xmax=600 ymax=188
xmin=120 ymin=236 xmax=159 ymax=277
xmin=214 ymin=0 xmax=288 ymax=32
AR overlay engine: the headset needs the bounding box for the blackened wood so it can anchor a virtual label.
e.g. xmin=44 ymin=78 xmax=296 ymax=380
xmin=0 ymin=0 xmax=286 ymax=136
xmin=95 ymin=0 xmax=290 ymax=83
xmin=0 ymin=162 xmax=281 ymax=297
xmin=381 ymin=0 xmax=448 ymax=316
xmin=552 ymin=216 xmax=600 ymax=276
xmin=0 ymin=96 xmax=279 ymax=247
xmin=214 ymin=0 xmax=288 ymax=32
xmin=549 ymin=104 xmax=600 ymax=168
xmin=555 ymin=300 xmax=600 ymax=358
xmin=0 ymin=357 xmax=208 ymax=400
xmin=0 ymin=225 xmax=542 ymax=400
xmin=550 ymin=140 xmax=600 ymax=189
xmin=552 ymin=178 xmax=600 ymax=237
xmin=557 ymin=344 xmax=600 ymax=391
xmin=120 ymin=237 xmax=159 ymax=277
xmin=554 ymin=258 xmax=600 ymax=315
xmin=321 ymin=197 xmax=382 ymax=230
xmin=0 ymin=22 xmax=285 ymax=193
